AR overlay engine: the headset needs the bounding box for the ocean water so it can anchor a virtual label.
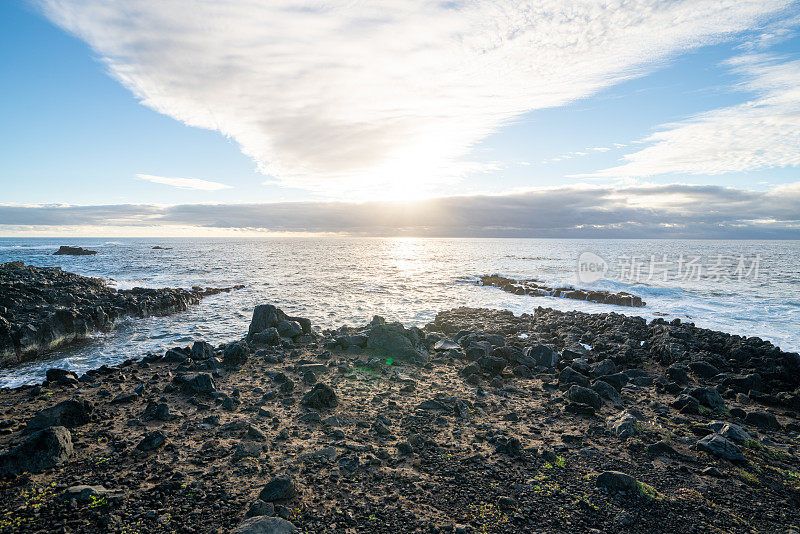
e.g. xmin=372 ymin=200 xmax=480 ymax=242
xmin=0 ymin=237 xmax=798 ymax=387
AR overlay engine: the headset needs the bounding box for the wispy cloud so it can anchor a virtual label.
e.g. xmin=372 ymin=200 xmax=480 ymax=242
xmin=37 ymin=0 xmax=794 ymax=198
xmin=3 ymin=182 xmax=798 ymax=238
xmin=583 ymin=54 xmax=800 ymax=179
xmin=136 ymin=174 xmax=231 ymax=191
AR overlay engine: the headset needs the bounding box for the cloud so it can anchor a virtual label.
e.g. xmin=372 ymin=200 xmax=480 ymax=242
xmin=2 ymin=182 xmax=798 ymax=238
xmin=584 ymin=54 xmax=800 ymax=178
xmin=136 ymin=173 xmax=232 ymax=191
xmin=36 ymin=0 xmax=794 ymax=198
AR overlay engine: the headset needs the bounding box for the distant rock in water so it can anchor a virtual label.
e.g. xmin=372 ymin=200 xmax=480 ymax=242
xmin=52 ymin=246 xmax=97 ymax=256
xmin=152 ymin=246 xmax=172 ymax=250
xmin=478 ymin=274 xmax=645 ymax=307
xmin=0 ymin=262 xmax=244 ymax=366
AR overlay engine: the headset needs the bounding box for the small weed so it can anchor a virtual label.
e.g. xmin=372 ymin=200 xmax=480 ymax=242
xmin=636 ymin=481 xmax=664 ymax=500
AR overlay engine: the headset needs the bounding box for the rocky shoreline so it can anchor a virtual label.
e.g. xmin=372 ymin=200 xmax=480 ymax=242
xmin=479 ymin=275 xmax=646 ymax=307
xmin=0 ymin=300 xmax=799 ymax=533
xmin=0 ymin=262 xmax=244 ymax=367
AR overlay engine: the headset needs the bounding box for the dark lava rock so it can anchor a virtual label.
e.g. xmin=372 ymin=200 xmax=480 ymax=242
xmin=478 ymin=355 xmax=506 ymax=375
xmin=252 ymin=328 xmax=281 ymax=346
xmin=366 ymin=322 xmax=429 ymax=363
xmin=258 ymin=476 xmax=296 ymax=502
xmin=190 ymin=341 xmax=215 ymax=360
xmin=246 ymin=500 xmax=275 ymax=518
xmin=302 ymin=383 xmax=338 ymax=410
xmin=596 ymin=373 xmax=627 ymax=391
xmin=248 ymin=305 xmax=310 ymax=343
xmin=689 ymin=361 xmax=721 ymax=379
xmin=596 ymin=471 xmax=639 ymax=494
xmin=53 ymin=246 xmax=97 ymax=256
xmin=607 ymin=411 xmax=638 ymax=439
xmin=277 ymin=320 xmax=303 ymax=339
xmin=744 ymin=411 xmax=781 ymax=431
xmin=136 ymin=430 xmax=167 ymax=451
xmin=1 ymin=262 xmax=231 ymax=365
xmin=672 ymin=394 xmax=700 ymax=414
xmin=224 ymin=341 xmax=250 ymax=366
xmin=25 ymin=399 xmax=93 ymax=433
xmin=685 ymin=386 xmax=726 ymax=410
xmin=45 ymin=368 xmax=79 ymax=385
xmin=697 ymin=434 xmax=745 ymax=461
xmin=591 ymin=380 xmax=622 ymax=405
xmin=232 ymin=516 xmax=297 ymax=534
xmin=559 ymin=366 xmax=590 ymax=387
xmin=566 ymin=385 xmax=602 ymax=409
xmin=0 ymin=426 xmax=73 ymax=475
xmin=522 ymin=344 xmax=560 ymax=367
xmin=176 ymin=373 xmax=217 ymax=394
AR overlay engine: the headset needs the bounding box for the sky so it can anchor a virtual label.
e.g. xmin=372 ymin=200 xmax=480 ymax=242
xmin=1 ymin=0 xmax=799 ymax=238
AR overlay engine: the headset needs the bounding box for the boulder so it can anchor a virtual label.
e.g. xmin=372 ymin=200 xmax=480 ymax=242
xmin=176 ymin=373 xmax=217 ymax=394
xmin=566 ymin=385 xmax=602 ymax=409
xmin=366 ymin=323 xmax=428 ymax=363
xmin=25 ymin=399 xmax=93 ymax=433
xmin=689 ymin=361 xmax=721 ymax=379
xmin=559 ymin=367 xmax=590 ymax=388
xmin=302 ymin=383 xmax=338 ymax=410
xmin=223 ymin=341 xmax=249 ymax=366
xmin=522 ymin=344 xmax=560 ymax=367
xmin=607 ymin=411 xmax=638 ymax=439
xmin=258 ymin=476 xmax=296 ymax=502
xmin=252 ymin=328 xmax=281 ymax=346
xmin=0 ymin=426 xmax=73 ymax=475
xmin=744 ymin=411 xmax=781 ymax=431
xmin=591 ymin=380 xmax=622 ymax=405
xmin=277 ymin=320 xmax=303 ymax=339
xmin=136 ymin=430 xmax=167 ymax=451
xmin=697 ymin=434 xmax=745 ymax=461
xmin=685 ymin=386 xmax=726 ymax=410
xmin=190 ymin=341 xmax=215 ymax=360
xmin=709 ymin=421 xmax=751 ymax=442
xmin=478 ymin=355 xmax=506 ymax=375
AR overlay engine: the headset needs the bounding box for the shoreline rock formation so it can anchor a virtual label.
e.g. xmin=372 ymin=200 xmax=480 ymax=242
xmin=0 ymin=262 xmax=244 ymax=366
xmin=479 ymin=274 xmax=646 ymax=307
xmin=0 ymin=301 xmax=798 ymax=532
xmin=52 ymin=246 xmax=97 ymax=256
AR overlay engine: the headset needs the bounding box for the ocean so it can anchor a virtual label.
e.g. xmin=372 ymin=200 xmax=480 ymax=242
xmin=1 ymin=237 xmax=798 ymax=387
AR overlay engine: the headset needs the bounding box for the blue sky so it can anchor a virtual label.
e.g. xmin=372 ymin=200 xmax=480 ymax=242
xmin=1 ymin=0 xmax=799 ymax=236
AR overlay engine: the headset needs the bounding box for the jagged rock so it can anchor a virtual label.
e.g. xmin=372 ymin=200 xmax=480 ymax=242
xmin=559 ymin=366 xmax=590 ymax=387
xmin=25 ymin=399 xmax=93 ymax=433
xmin=591 ymin=380 xmax=622 ymax=405
xmin=685 ymin=386 xmax=726 ymax=410
xmin=607 ymin=411 xmax=638 ymax=439
xmin=277 ymin=320 xmax=303 ymax=339
xmin=190 ymin=341 xmax=215 ymax=360
xmin=223 ymin=341 xmax=249 ymax=366
xmin=258 ymin=476 xmax=296 ymax=501
xmin=176 ymin=373 xmax=217 ymax=394
xmin=566 ymin=385 xmax=602 ymax=409
xmin=689 ymin=361 xmax=721 ymax=379
xmin=366 ymin=323 xmax=428 ymax=363
xmin=709 ymin=421 xmax=751 ymax=442
xmin=53 ymin=246 xmax=97 ymax=256
xmin=697 ymin=434 xmax=745 ymax=461
xmin=136 ymin=430 xmax=167 ymax=451
xmin=302 ymin=383 xmax=338 ymax=410
xmin=0 ymin=426 xmax=73 ymax=475
xmin=744 ymin=411 xmax=781 ymax=431
xmin=478 ymin=355 xmax=506 ymax=374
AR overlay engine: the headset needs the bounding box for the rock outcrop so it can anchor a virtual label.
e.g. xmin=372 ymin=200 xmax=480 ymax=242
xmin=0 ymin=262 xmax=243 ymax=366
xmin=479 ymin=274 xmax=645 ymax=307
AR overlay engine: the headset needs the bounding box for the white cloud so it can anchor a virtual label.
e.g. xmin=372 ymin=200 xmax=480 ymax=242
xmin=38 ymin=0 xmax=793 ymax=198
xmin=584 ymin=54 xmax=800 ymax=179
xmin=136 ymin=173 xmax=231 ymax=191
